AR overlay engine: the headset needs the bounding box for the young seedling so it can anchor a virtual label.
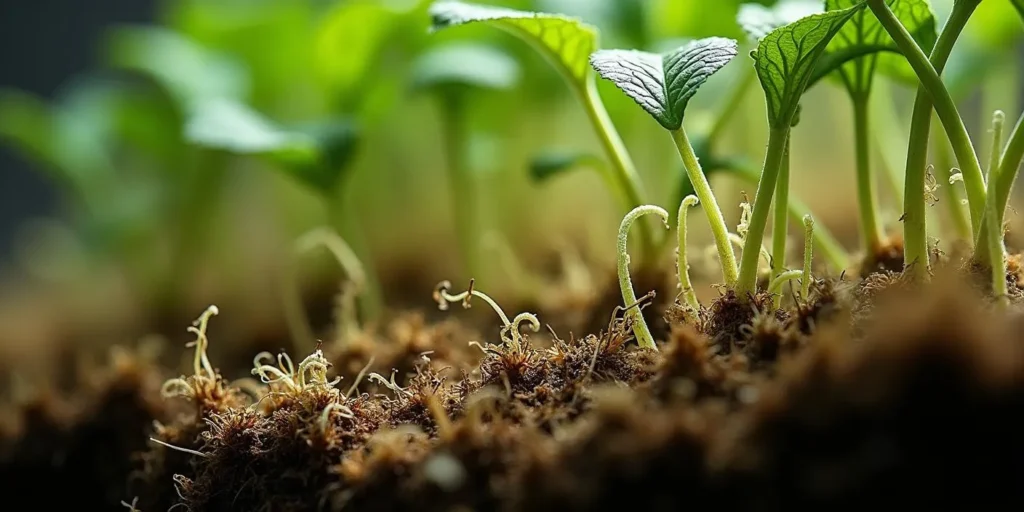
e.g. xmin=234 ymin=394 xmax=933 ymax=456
xmin=865 ymin=0 xmax=986 ymax=279
xmin=410 ymin=43 xmax=520 ymax=282
xmin=589 ymin=37 xmax=741 ymax=286
xmin=429 ymin=1 xmax=659 ymax=266
xmin=677 ymin=195 xmax=702 ymax=315
xmin=283 ymin=227 xmax=367 ymax=353
xmin=617 ymin=205 xmax=671 ymax=350
xmin=822 ymin=0 xmax=937 ymax=261
xmin=801 ymin=215 xmax=815 ymax=301
xmin=982 ymin=111 xmax=1008 ymax=305
xmin=433 ymin=278 xmax=540 ymax=353
xmin=977 ymin=110 xmax=1024 ymax=265
xmin=736 ymin=5 xmax=864 ymax=300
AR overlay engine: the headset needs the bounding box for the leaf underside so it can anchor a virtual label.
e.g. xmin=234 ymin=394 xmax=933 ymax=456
xmin=429 ymin=1 xmax=597 ymax=85
xmin=825 ymin=0 xmax=937 ymax=94
xmin=590 ymin=38 xmax=738 ymax=130
xmin=754 ymin=6 xmax=862 ymax=128
xmin=737 ymin=1 xmax=822 ymax=43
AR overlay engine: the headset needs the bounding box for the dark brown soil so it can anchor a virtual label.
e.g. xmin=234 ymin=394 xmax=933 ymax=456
xmin=2 ymin=265 xmax=1024 ymax=511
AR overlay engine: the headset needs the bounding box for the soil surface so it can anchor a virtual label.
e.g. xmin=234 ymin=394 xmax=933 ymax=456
xmin=2 ymin=262 xmax=1023 ymax=511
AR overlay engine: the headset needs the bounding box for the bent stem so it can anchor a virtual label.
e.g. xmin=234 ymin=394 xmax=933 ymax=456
xmin=771 ymin=139 xmax=791 ymax=286
xmin=876 ymin=0 xmax=978 ymax=280
xmin=736 ymin=126 xmax=790 ymax=300
xmin=677 ymin=195 xmax=701 ymax=313
xmin=853 ymin=94 xmax=883 ymax=252
xmin=982 ymin=111 xmax=1007 ymax=306
xmin=768 ymin=270 xmax=803 ymax=297
xmin=579 ymin=79 xmax=656 ymax=265
xmin=618 ymin=205 xmax=670 ymax=350
xmin=868 ymin=0 xmax=986 ymax=239
xmin=671 ymin=127 xmax=738 ymax=286
xmin=801 ymin=215 xmax=814 ymax=301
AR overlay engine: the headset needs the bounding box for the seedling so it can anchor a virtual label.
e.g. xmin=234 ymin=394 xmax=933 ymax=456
xmin=617 ymin=205 xmax=671 ymax=350
xmin=433 ymin=279 xmax=540 ymax=352
xmin=429 ymin=1 xmax=659 ymax=265
xmin=410 ymin=43 xmax=520 ymax=281
xmin=802 ymin=215 xmax=815 ymax=301
xmin=677 ymin=195 xmax=702 ymax=315
xmin=590 ymin=37 xmax=741 ymax=286
xmin=982 ymin=111 xmax=1008 ymax=305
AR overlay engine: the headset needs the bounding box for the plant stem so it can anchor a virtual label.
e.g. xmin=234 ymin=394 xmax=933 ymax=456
xmin=440 ymin=94 xmax=480 ymax=283
xmin=579 ymin=78 xmax=655 ymax=264
xmin=932 ymin=119 xmax=972 ymax=242
xmin=768 ymin=270 xmax=803 ymax=296
xmin=771 ymin=140 xmax=791 ymax=281
xmin=736 ymin=126 xmax=790 ymax=299
xmin=870 ymin=0 xmax=978 ymax=279
xmin=853 ymin=94 xmax=884 ymax=252
xmin=867 ymin=0 xmax=986 ymax=237
xmin=801 ymin=215 xmax=814 ymax=300
xmin=726 ymin=158 xmax=851 ymax=272
xmin=983 ymin=111 xmax=1007 ymax=305
xmin=670 ymin=126 xmax=738 ymax=286
xmin=677 ymin=195 xmax=701 ymax=313
xmin=617 ymin=205 xmax=669 ymax=350
xmin=977 ymin=111 xmax=1024 ymax=261
xmin=327 ymin=197 xmax=382 ymax=321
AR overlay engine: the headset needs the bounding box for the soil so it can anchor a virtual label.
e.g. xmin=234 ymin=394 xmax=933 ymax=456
xmin=2 ymin=258 xmax=1024 ymax=511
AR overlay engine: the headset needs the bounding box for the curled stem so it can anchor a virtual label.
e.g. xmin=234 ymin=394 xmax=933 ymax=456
xmin=801 ymin=215 xmax=815 ymax=301
xmin=677 ymin=195 xmax=701 ymax=314
xmin=768 ymin=270 xmax=803 ymax=297
xmin=617 ymin=205 xmax=670 ymax=350
xmin=434 ymin=279 xmax=540 ymax=350
xmin=187 ymin=305 xmax=219 ymax=379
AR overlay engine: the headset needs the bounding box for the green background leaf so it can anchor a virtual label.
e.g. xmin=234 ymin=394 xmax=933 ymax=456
xmin=754 ymin=6 xmax=862 ymax=128
xmin=737 ymin=0 xmax=821 ymax=42
xmin=429 ymin=1 xmax=597 ymax=86
xmin=590 ymin=38 xmax=738 ymax=130
xmin=411 ymin=43 xmax=521 ymax=92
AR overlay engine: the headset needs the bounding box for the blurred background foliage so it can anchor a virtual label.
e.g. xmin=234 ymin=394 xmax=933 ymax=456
xmin=0 ymin=0 xmax=1021 ymax=364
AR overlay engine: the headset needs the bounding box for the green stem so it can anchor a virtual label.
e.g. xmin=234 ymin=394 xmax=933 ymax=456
xmin=440 ymin=94 xmax=480 ymax=283
xmin=770 ymin=140 xmax=791 ymax=308
xmin=725 ymin=158 xmax=850 ymax=272
xmin=978 ymin=111 xmax=1024 ymax=260
xmin=670 ymin=127 xmax=738 ymax=286
xmin=736 ymin=126 xmax=790 ymax=299
xmin=932 ymin=119 xmax=972 ymax=242
xmin=768 ymin=269 xmax=803 ymax=296
xmin=868 ymin=0 xmax=986 ymax=237
xmin=853 ymin=94 xmax=884 ymax=252
xmin=617 ymin=205 xmax=670 ymax=350
xmin=801 ymin=215 xmax=814 ymax=301
xmin=579 ymin=78 xmax=655 ymax=265
xmin=984 ymin=111 xmax=1007 ymax=305
xmin=677 ymin=195 xmax=701 ymax=313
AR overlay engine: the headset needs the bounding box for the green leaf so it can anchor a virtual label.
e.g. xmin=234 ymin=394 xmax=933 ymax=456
xmin=754 ymin=6 xmax=863 ymax=128
xmin=823 ymin=0 xmax=936 ymax=94
xmin=429 ymin=1 xmax=597 ymax=87
xmin=185 ymin=99 xmax=358 ymax=195
xmin=411 ymin=43 xmax=521 ymax=92
xmin=314 ymin=1 xmax=399 ymax=101
xmin=1013 ymin=0 xmax=1024 ymax=22
xmin=590 ymin=38 xmax=738 ymax=130
xmin=103 ymin=26 xmax=249 ymax=108
xmin=737 ymin=1 xmax=822 ymax=43
xmin=529 ymin=150 xmax=601 ymax=182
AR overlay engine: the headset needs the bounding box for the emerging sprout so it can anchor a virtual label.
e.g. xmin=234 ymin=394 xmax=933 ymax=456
xmin=160 ymin=305 xmax=219 ymax=401
xmin=434 ymin=279 xmax=540 ymax=351
xmin=617 ymin=205 xmax=670 ymax=350
xmin=981 ymin=110 xmax=1008 ymax=306
xmin=677 ymin=195 xmax=701 ymax=314
xmin=802 ymin=215 xmax=815 ymax=301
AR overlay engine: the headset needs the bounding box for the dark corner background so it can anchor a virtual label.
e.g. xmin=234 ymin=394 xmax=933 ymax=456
xmin=0 ymin=0 xmax=157 ymax=262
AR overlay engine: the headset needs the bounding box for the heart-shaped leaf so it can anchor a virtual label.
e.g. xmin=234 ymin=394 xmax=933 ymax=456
xmin=185 ymin=99 xmax=358 ymax=195
xmin=429 ymin=1 xmax=597 ymax=87
xmin=823 ymin=0 xmax=937 ymax=94
xmin=754 ymin=6 xmax=863 ymax=129
xmin=590 ymin=38 xmax=738 ymax=130
xmin=737 ymin=0 xmax=822 ymax=43
xmin=411 ymin=43 xmax=521 ymax=92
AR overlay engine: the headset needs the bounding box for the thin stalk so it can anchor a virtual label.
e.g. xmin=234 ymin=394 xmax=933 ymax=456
xmin=801 ymin=215 xmax=814 ymax=301
xmin=983 ymin=112 xmax=1007 ymax=306
xmin=771 ymin=140 xmax=791 ymax=281
xmin=853 ymin=94 xmax=884 ymax=252
xmin=768 ymin=270 xmax=803 ymax=296
xmin=867 ymin=0 xmax=986 ymax=237
xmin=579 ymin=78 xmax=655 ymax=264
xmin=670 ymin=127 xmax=738 ymax=285
xmin=932 ymin=119 xmax=972 ymax=242
xmin=978 ymin=112 xmax=1024 ymax=260
xmin=617 ymin=205 xmax=670 ymax=350
xmin=736 ymin=126 xmax=790 ymax=299
xmin=726 ymin=158 xmax=851 ymax=272
xmin=872 ymin=0 xmax=978 ymax=279
xmin=677 ymin=195 xmax=701 ymax=313
xmin=440 ymin=94 xmax=480 ymax=283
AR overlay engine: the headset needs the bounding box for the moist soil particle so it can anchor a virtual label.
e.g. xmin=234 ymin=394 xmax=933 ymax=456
xmin=2 ymin=267 xmax=1024 ymax=510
